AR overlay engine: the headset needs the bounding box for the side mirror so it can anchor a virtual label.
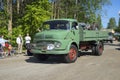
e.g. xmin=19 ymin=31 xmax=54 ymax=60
xmin=71 ymin=26 xmax=77 ymax=30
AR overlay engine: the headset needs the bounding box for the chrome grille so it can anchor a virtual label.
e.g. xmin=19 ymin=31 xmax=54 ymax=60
xmin=36 ymin=41 xmax=54 ymax=49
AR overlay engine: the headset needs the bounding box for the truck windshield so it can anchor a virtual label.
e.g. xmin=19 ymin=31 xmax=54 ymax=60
xmin=43 ymin=20 xmax=70 ymax=30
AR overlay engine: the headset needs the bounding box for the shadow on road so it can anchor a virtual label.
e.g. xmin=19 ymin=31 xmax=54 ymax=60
xmin=79 ymin=51 xmax=92 ymax=56
xmin=25 ymin=56 xmax=41 ymax=63
xmin=115 ymin=48 xmax=120 ymax=50
xmin=25 ymin=51 xmax=94 ymax=64
xmin=25 ymin=56 xmax=66 ymax=64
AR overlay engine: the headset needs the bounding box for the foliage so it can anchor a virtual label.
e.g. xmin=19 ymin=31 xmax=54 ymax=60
xmin=53 ymin=0 xmax=111 ymax=25
xmin=0 ymin=27 xmax=8 ymax=37
xmin=11 ymin=26 xmax=24 ymax=46
xmin=114 ymin=28 xmax=120 ymax=33
xmin=107 ymin=17 xmax=117 ymax=29
xmin=96 ymin=14 xmax=102 ymax=30
xmin=114 ymin=18 xmax=120 ymax=33
xmin=118 ymin=17 xmax=120 ymax=28
xmin=20 ymin=0 xmax=51 ymax=38
xmin=0 ymin=0 xmax=111 ymax=46
xmin=0 ymin=8 xmax=8 ymax=28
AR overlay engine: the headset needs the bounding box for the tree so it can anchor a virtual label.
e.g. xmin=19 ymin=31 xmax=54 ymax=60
xmin=7 ymin=0 xmax=12 ymax=36
xmin=0 ymin=0 xmax=111 ymax=46
xmin=96 ymin=14 xmax=102 ymax=30
xmin=0 ymin=0 xmax=10 ymax=39
xmin=53 ymin=0 xmax=111 ymax=24
xmin=115 ymin=17 xmax=120 ymax=33
xmin=20 ymin=0 xmax=51 ymax=37
xmin=107 ymin=17 xmax=117 ymax=29
xmin=0 ymin=0 xmax=13 ymax=36
xmin=118 ymin=17 xmax=120 ymax=28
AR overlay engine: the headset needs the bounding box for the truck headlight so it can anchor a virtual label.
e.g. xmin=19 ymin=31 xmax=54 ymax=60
xmin=47 ymin=44 xmax=55 ymax=50
xmin=55 ymin=42 xmax=61 ymax=48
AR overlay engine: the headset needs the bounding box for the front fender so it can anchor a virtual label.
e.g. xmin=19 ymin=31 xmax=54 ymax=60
xmin=65 ymin=40 xmax=78 ymax=53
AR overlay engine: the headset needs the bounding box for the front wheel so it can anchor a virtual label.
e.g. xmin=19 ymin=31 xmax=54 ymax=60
xmin=64 ymin=45 xmax=78 ymax=63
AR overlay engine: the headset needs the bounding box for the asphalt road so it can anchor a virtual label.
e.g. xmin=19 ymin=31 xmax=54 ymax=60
xmin=0 ymin=41 xmax=120 ymax=80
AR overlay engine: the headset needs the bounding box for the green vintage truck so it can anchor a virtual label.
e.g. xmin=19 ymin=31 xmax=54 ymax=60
xmin=31 ymin=19 xmax=108 ymax=63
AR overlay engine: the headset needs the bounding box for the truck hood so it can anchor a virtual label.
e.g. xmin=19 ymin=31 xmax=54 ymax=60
xmin=34 ymin=30 xmax=70 ymax=40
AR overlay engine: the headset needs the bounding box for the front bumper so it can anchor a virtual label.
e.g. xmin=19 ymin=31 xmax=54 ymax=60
xmin=30 ymin=49 xmax=68 ymax=55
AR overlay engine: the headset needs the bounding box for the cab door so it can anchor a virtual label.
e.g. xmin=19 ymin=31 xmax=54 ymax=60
xmin=71 ymin=22 xmax=80 ymax=45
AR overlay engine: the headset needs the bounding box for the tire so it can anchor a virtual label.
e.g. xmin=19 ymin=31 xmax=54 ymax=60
xmin=110 ymin=40 xmax=113 ymax=43
xmin=95 ymin=42 xmax=103 ymax=56
xmin=64 ymin=45 xmax=78 ymax=63
xmin=92 ymin=45 xmax=96 ymax=55
xmin=34 ymin=54 xmax=49 ymax=61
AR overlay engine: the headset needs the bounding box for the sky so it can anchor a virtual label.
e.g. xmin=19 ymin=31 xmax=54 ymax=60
xmin=102 ymin=0 xmax=120 ymax=28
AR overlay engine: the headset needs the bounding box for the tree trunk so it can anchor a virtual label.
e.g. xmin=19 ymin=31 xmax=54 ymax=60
xmin=7 ymin=0 xmax=12 ymax=36
xmin=17 ymin=0 xmax=20 ymax=14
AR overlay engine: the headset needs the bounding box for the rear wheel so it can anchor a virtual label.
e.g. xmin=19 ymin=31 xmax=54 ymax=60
xmin=110 ymin=40 xmax=113 ymax=43
xmin=92 ymin=45 xmax=96 ymax=55
xmin=92 ymin=42 xmax=104 ymax=56
xmin=95 ymin=42 xmax=103 ymax=56
xmin=64 ymin=45 xmax=78 ymax=63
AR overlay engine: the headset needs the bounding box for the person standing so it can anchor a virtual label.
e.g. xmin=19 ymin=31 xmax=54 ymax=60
xmin=0 ymin=35 xmax=9 ymax=47
xmin=25 ymin=33 xmax=32 ymax=56
xmin=16 ymin=34 xmax=23 ymax=54
xmin=25 ymin=33 xmax=31 ymax=49
xmin=0 ymin=35 xmax=5 ymax=47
